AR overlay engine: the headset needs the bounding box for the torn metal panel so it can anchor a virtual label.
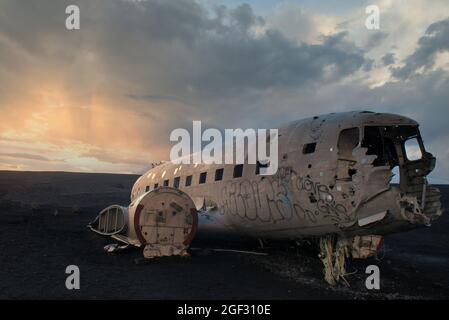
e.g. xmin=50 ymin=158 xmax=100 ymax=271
xmin=104 ymin=243 xmax=130 ymax=253
xmin=192 ymin=196 xmax=205 ymax=211
xmin=358 ymin=211 xmax=387 ymax=227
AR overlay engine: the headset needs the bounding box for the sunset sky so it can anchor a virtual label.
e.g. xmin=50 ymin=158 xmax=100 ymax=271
xmin=1 ymin=0 xmax=449 ymax=182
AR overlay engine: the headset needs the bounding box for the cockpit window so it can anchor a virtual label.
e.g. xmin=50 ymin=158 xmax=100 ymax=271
xmin=362 ymin=126 xmax=399 ymax=167
xmin=404 ymin=138 xmax=422 ymax=161
xmin=362 ymin=125 xmax=423 ymax=167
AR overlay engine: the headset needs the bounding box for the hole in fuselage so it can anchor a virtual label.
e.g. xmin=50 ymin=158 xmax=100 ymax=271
xmin=348 ymin=169 xmax=357 ymax=177
xmin=390 ymin=165 xmax=400 ymax=184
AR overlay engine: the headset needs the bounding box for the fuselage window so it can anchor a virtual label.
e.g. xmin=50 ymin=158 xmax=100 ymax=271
xmin=302 ymin=142 xmax=316 ymax=154
xmin=336 ymin=127 xmax=360 ymax=180
xmin=362 ymin=126 xmax=400 ymax=167
xmin=255 ymin=161 xmax=269 ymax=175
xmin=233 ymin=164 xmax=243 ymax=178
xmin=154 ymin=183 xmax=158 ymax=189
xmin=173 ymin=176 xmax=180 ymax=188
xmin=163 ymin=179 xmax=169 ymax=187
xmin=199 ymin=172 xmax=207 ymax=184
xmin=337 ymin=128 xmax=360 ymax=160
xmin=404 ymin=138 xmax=423 ymax=161
xmin=185 ymin=175 xmax=192 ymax=187
xmin=215 ymin=168 xmax=224 ymax=181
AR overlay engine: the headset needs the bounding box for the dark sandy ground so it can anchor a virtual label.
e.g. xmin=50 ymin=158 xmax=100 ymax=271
xmin=0 ymin=170 xmax=448 ymax=299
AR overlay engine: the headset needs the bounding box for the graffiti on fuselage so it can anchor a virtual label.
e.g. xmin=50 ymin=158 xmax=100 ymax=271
xmin=298 ymin=176 xmax=351 ymax=225
xmin=217 ymin=166 xmax=353 ymax=227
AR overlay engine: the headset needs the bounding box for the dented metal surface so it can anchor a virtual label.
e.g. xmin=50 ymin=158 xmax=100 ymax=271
xmin=89 ymin=187 xmax=197 ymax=257
xmin=89 ymin=111 xmax=443 ymax=284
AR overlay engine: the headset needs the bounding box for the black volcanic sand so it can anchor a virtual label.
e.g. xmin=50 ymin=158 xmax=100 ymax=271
xmin=0 ymin=170 xmax=448 ymax=299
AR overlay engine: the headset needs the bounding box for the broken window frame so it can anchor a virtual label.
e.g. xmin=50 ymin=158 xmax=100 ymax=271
xmin=361 ymin=124 xmax=425 ymax=168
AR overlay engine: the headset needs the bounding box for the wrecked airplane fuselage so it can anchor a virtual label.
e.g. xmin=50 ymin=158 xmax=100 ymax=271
xmin=89 ymin=111 xmax=443 ymax=284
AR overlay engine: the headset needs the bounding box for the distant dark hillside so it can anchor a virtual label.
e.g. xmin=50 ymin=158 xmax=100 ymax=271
xmin=0 ymin=170 xmax=447 ymax=214
xmin=0 ymin=170 xmax=139 ymax=209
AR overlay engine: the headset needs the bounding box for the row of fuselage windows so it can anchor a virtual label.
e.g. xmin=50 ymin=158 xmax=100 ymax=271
xmin=144 ymin=163 xmax=250 ymax=192
xmin=142 ymin=141 xmax=320 ymax=193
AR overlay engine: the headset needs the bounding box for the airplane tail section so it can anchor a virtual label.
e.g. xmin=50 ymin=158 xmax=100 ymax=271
xmin=88 ymin=187 xmax=198 ymax=258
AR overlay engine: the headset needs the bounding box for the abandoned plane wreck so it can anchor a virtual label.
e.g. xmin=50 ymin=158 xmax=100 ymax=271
xmin=88 ymin=111 xmax=443 ymax=285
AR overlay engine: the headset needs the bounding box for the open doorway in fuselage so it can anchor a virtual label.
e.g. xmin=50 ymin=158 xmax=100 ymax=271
xmin=336 ymin=127 xmax=360 ymax=181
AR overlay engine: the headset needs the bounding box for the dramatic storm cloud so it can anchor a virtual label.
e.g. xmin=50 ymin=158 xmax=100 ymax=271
xmin=392 ymin=17 xmax=449 ymax=79
xmin=0 ymin=0 xmax=448 ymax=182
